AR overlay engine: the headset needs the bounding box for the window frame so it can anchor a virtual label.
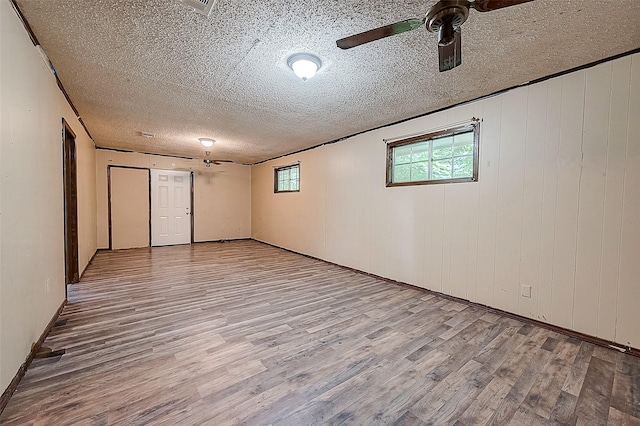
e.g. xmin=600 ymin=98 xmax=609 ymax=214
xmin=273 ymin=163 xmax=300 ymax=193
xmin=386 ymin=123 xmax=480 ymax=187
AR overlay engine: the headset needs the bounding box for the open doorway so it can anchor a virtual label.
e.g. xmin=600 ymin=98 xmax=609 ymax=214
xmin=62 ymin=119 xmax=79 ymax=293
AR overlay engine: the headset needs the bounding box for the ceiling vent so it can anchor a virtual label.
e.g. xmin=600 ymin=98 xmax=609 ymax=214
xmin=176 ymin=0 xmax=217 ymax=17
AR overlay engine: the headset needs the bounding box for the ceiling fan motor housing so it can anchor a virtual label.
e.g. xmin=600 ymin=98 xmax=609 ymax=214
xmin=426 ymin=0 xmax=470 ymax=45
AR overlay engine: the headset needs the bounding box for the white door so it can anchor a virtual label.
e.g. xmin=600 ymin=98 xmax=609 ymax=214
xmin=151 ymin=169 xmax=192 ymax=246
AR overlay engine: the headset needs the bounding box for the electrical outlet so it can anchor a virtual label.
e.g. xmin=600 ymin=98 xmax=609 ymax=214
xmin=521 ymin=285 xmax=532 ymax=298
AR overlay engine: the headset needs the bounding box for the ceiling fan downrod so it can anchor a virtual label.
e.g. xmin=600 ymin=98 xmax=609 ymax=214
xmin=438 ymin=18 xmax=456 ymax=46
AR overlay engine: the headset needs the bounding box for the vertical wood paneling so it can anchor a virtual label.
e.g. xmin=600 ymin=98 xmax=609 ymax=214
xmin=386 ymin=187 xmax=420 ymax=284
xmin=445 ymin=185 xmax=470 ymax=299
xmin=493 ymin=87 xmax=527 ymax=312
xmin=466 ymin=186 xmax=480 ymax=302
xmin=573 ymin=63 xmax=611 ymax=336
xmin=251 ymin=52 xmax=640 ymax=350
xmin=551 ymin=71 xmax=586 ymax=329
xmin=194 ymin=162 xmax=251 ymax=243
xmin=597 ymin=56 xmax=631 ymax=341
xmin=427 ymin=186 xmax=445 ymax=293
xmin=406 ymin=188 xmax=428 ymax=287
xmin=110 ymin=167 xmax=150 ymax=250
xmin=537 ymin=77 xmax=563 ymax=324
xmin=358 ymin=140 xmax=375 ymax=276
xmin=464 ymin=102 xmax=484 ymax=303
xmin=474 ymin=96 xmax=502 ymax=307
xmin=324 ymin=143 xmax=356 ymax=266
xmin=365 ymin=142 xmax=388 ymax=279
xmin=441 ymin=188 xmax=453 ymax=295
xmin=419 ymin=187 xmax=434 ymax=290
xmin=444 ymin=104 xmax=478 ymax=299
xmin=354 ymin=140 xmax=379 ymax=274
xmin=616 ymin=55 xmax=640 ymax=348
xmin=518 ymin=82 xmax=548 ymax=319
xmin=1 ymin=1 xmax=96 ymax=391
xmin=380 ymin=188 xmax=401 ymax=280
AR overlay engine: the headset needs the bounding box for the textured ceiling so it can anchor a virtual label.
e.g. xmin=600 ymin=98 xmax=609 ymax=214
xmin=14 ymin=0 xmax=640 ymax=164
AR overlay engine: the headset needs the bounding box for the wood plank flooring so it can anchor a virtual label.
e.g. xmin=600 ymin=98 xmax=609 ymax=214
xmin=1 ymin=240 xmax=639 ymax=425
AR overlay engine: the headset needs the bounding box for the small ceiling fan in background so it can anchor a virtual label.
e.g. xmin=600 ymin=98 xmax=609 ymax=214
xmin=336 ymin=0 xmax=534 ymax=72
xmin=203 ymin=151 xmax=223 ymax=167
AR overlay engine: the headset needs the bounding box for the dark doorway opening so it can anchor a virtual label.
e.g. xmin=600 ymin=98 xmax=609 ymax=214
xmin=62 ymin=119 xmax=79 ymax=294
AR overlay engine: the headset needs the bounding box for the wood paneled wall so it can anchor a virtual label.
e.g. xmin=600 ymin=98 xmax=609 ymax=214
xmin=252 ymin=53 xmax=640 ymax=349
xmin=95 ymin=150 xmax=251 ymax=248
xmin=110 ymin=167 xmax=150 ymax=249
xmin=0 ymin=1 xmax=97 ymax=392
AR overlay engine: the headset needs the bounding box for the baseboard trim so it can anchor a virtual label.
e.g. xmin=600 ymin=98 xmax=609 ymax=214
xmin=0 ymin=299 xmax=67 ymax=415
xmin=193 ymin=238 xmax=253 ymax=244
xmin=95 ymin=238 xmax=253 ymax=252
xmin=253 ymin=238 xmax=640 ymax=358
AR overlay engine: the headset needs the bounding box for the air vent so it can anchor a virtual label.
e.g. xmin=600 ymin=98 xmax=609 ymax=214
xmin=176 ymin=0 xmax=217 ymax=17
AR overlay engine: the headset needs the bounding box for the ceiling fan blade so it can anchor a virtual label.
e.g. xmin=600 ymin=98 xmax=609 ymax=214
xmin=438 ymin=29 xmax=461 ymax=72
xmin=336 ymin=18 xmax=424 ymax=49
xmin=471 ymin=0 xmax=534 ymax=12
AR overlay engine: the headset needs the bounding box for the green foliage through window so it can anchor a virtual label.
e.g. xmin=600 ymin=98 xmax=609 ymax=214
xmin=274 ymin=164 xmax=300 ymax=193
xmin=387 ymin=124 xmax=478 ymax=186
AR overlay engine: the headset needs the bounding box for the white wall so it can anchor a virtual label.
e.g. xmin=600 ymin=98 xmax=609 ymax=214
xmin=1 ymin=1 xmax=97 ymax=392
xmin=77 ymin=128 xmax=97 ymax=273
xmin=193 ymin=161 xmax=252 ymax=242
xmin=96 ymin=149 xmax=251 ymax=248
xmin=110 ymin=167 xmax=150 ymax=249
xmin=252 ymin=53 xmax=640 ymax=349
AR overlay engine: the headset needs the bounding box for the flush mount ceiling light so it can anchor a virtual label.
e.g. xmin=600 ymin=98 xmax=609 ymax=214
xmin=287 ymin=53 xmax=322 ymax=81
xmin=199 ymin=138 xmax=215 ymax=148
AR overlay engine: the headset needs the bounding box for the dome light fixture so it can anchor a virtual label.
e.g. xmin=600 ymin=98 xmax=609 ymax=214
xmin=199 ymin=138 xmax=215 ymax=148
xmin=287 ymin=53 xmax=322 ymax=81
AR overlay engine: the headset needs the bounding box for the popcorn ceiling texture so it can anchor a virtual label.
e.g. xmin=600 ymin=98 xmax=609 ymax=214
xmin=15 ymin=0 xmax=640 ymax=164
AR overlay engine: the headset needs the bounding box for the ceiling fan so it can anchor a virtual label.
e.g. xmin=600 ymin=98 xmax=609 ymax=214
xmin=336 ymin=0 xmax=534 ymax=72
xmin=203 ymin=151 xmax=223 ymax=167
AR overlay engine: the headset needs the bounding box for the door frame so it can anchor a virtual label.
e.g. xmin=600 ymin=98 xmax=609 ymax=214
xmin=107 ymin=165 xmax=152 ymax=250
xmin=190 ymin=171 xmax=195 ymax=244
xmin=62 ymin=119 xmax=79 ymax=292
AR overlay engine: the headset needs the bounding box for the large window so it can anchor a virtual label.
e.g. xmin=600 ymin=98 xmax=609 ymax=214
xmin=274 ymin=163 xmax=300 ymax=193
xmin=386 ymin=123 xmax=479 ymax=186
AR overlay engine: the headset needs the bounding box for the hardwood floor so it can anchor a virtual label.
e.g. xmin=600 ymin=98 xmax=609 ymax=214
xmin=1 ymin=240 xmax=639 ymax=425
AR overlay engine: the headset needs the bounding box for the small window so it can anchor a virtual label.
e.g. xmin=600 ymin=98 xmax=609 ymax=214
xmin=274 ymin=164 xmax=300 ymax=193
xmin=386 ymin=123 xmax=479 ymax=186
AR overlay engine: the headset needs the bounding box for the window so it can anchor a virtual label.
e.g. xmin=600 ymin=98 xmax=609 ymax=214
xmin=386 ymin=123 xmax=479 ymax=186
xmin=274 ymin=163 xmax=300 ymax=193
